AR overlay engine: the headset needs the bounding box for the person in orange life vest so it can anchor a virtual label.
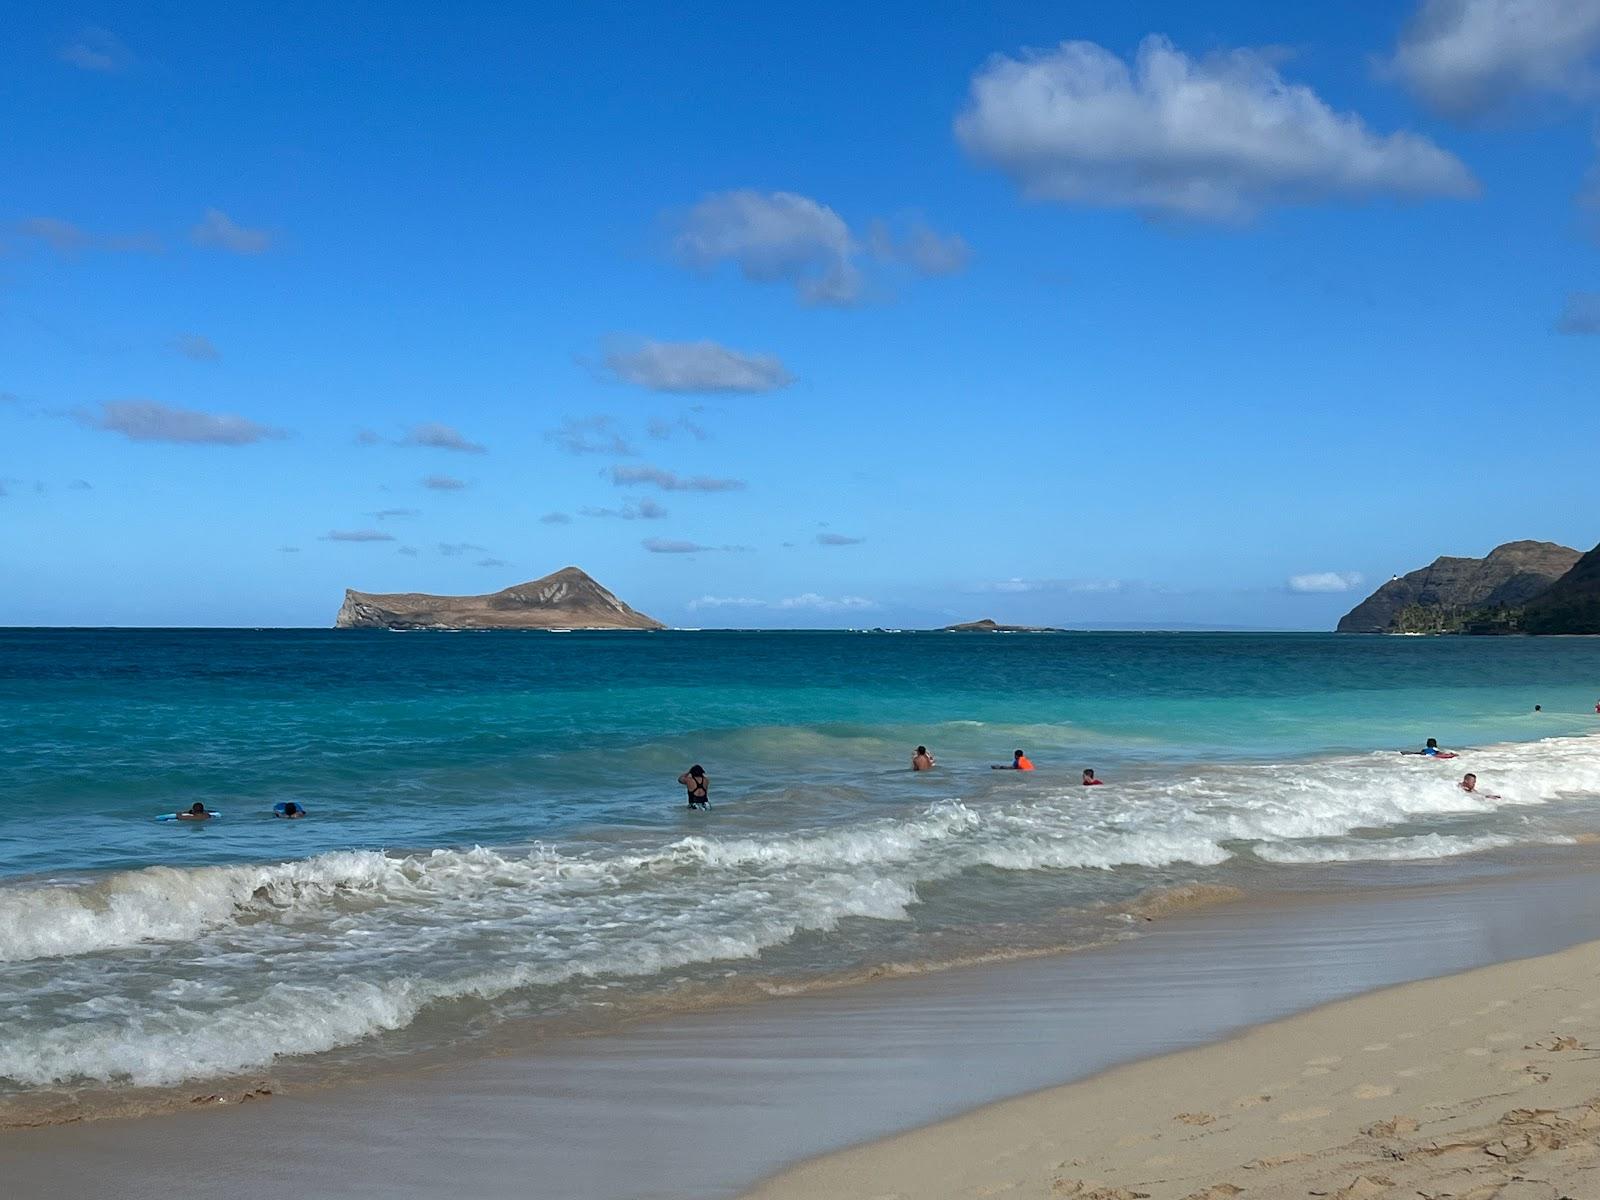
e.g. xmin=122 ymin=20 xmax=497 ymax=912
xmin=993 ymin=750 xmax=1034 ymax=771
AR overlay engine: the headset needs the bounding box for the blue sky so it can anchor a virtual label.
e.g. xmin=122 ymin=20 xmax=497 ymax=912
xmin=3 ymin=1 xmax=1599 ymax=628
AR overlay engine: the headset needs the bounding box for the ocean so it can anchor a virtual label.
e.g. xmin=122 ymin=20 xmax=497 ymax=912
xmin=3 ymin=628 xmax=1599 ymax=1122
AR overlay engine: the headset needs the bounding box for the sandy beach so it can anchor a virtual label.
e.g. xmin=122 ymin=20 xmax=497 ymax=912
xmin=748 ymin=940 xmax=1600 ymax=1200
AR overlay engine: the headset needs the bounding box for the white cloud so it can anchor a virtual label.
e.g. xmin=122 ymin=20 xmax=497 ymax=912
xmin=816 ymin=532 xmax=864 ymax=546
xmin=59 ymin=27 xmax=132 ymax=73
xmin=609 ymin=464 xmax=746 ymax=492
xmin=955 ymin=35 xmax=1478 ymax=221
xmin=18 ymin=217 xmax=160 ymax=255
xmin=370 ymin=507 xmax=420 ymax=520
xmin=546 ymin=415 xmax=634 ymax=456
xmin=191 ymin=209 xmax=273 ymax=255
xmin=402 ymin=423 xmax=486 ymax=453
xmin=540 ymin=512 xmax=572 ymax=524
xmin=1389 ymin=0 xmax=1600 ymax=117
xmin=668 ymin=190 xmax=968 ymax=305
xmin=322 ymin=529 xmax=395 ymax=543
xmin=1287 ymin=571 xmax=1365 ymax=593
xmin=580 ymin=499 xmax=669 ymax=520
xmin=978 ymin=577 xmax=1124 ymax=594
xmin=642 ymin=538 xmax=749 ymax=554
xmin=604 ymin=339 xmax=794 ymax=393
xmin=867 ymin=218 xmax=973 ymax=275
xmin=1555 ymin=290 xmax=1600 ymax=332
xmin=648 ymin=414 xmax=710 ymax=441
xmin=173 ymin=334 xmax=220 ymax=362
xmin=80 ymin=400 xmax=284 ymax=445
xmin=477 ymin=557 xmax=508 ymax=568
xmin=422 ymin=474 xmax=468 ymax=491
xmin=689 ymin=593 xmax=878 ymax=612
xmin=438 ymin=542 xmax=488 ymax=556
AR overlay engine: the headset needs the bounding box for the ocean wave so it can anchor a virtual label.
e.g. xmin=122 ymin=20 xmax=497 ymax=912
xmin=4 ymin=731 xmax=1599 ymax=1089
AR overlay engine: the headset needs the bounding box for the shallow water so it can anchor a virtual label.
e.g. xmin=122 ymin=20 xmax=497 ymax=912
xmin=3 ymin=629 xmax=1599 ymax=1113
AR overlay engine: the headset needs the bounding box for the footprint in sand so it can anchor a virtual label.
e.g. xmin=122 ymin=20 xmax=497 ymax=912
xmin=1302 ymin=1066 xmax=1332 ymax=1077
xmin=1279 ymin=1106 xmax=1332 ymax=1123
xmin=1361 ymin=1042 xmax=1391 ymax=1053
xmin=1396 ymin=1031 xmax=1418 ymax=1040
xmin=1353 ymin=1083 xmax=1395 ymax=1100
xmin=1175 ymin=1112 xmax=1216 ymax=1126
xmin=1233 ymin=1094 xmax=1271 ymax=1110
xmin=1305 ymin=1055 xmax=1342 ymax=1067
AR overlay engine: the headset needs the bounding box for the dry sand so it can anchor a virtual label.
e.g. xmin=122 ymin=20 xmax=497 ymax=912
xmin=746 ymin=939 xmax=1600 ymax=1200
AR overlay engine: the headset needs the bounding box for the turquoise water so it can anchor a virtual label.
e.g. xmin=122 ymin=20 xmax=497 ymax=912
xmin=3 ymin=629 xmax=1600 ymax=1117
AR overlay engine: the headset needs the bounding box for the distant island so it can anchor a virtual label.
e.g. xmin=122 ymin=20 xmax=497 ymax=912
xmin=1336 ymin=540 xmax=1599 ymax=635
xmin=942 ymin=618 xmax=1064 ymax=633
xmin=334 ymin=566 xmax=664 ymax=631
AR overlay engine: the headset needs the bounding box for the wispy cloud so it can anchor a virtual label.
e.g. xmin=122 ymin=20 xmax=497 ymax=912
xmin=580 ymin=499 xmax=669 ymax=520
xmin=477 ymin=557 xmax=508 ymax=568
xmin=370 ymin=507 xmax=420 ymax=520
xmin=976 ymin=578 xmax=1125 ymax=594
xmin=608 ymin=464 xmax=745 ymax=492
xmin=401 ymin=422 xmax=486 ymax=453
xmin=956 ymin=35 xmax=1477 ymax=221
xmin=1287 ymin=571 xmax=1365 ymax=594
xmin=648 ymin=414 xmax=710 ymax=441
xmin=604 ymin=339 xmax=794 ymax=393
xmin=1386 ymin=0 xmax=1600 ymax=118
xmin=59 ymin=27 xmax=133 ymax=73
xmin=642 ymin=537 xmax=750 ymax=554
xmin=398 ymin=545 xmax=419 ymax=556
xmin=867 ymin=217 xmax=973 ymax=275
xmin=422 ymin=474 xmax=468 ymax=491
xmin=67 ymin=479 xmax=93 ymax=490
xmin=354 ymin=429 xmax=384 ymax=446
xmin=689 ymin=593 xmax=878 ymax=612
xmin=17 ymin=217 xmax=160 ymax=255
xmin=438 ymin=542 xmax=488 ymax=556
xmin=547 ymin=415 xmax=634 ymax=456
xmin=322 ymin=529 xmax=395 ymax=543
xmin=540 ymin=512 xmax=572 ymax=525
xmin=277 ymin=545 xmax=300 ymax=553
xmin=668 ymin=189 xmax=966 ymax=305
xmin=816 ymin=532 xmax=864 ymax=546
xmin=1556 ymin=291 xmax=1600 ymax=333
xmin=191 ymin=209 xmax=272 ymax=255
xmin=79 ymin=399 xmax=285 ymax=445
xmin=173 ymin=333 xmax=221 ymax=362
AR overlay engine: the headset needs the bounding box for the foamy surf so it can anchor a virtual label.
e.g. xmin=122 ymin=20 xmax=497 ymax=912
xmin=2 ymin=731 xmax=1598 ymax=1097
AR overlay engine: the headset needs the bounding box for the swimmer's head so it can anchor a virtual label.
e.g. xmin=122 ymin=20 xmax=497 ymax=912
xmin=689 ymin=764 xmax=704 ymax=779
xmin=1426 ymin=738 xmax=1438 ymax=748
xmin=916 ymin=746 xmax=927 ymax=755
xmin=189 ymin=802 xmax=207 ymax=815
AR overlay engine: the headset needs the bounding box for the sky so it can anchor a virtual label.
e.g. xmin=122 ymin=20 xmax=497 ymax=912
xmin=3 ymin=0 xmax=1600 ymax=629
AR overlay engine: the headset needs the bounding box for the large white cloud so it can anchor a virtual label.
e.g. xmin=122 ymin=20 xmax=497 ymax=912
xmin=1389 ymin=0 xmax=1600 ymax=117
xmin=1287 ymin=571 xmax=1365 ymax=594
xmin=956 ymin=35 xmax=1478 ymax=220
xmin=604 ymin=339 xmax=793 ymax=393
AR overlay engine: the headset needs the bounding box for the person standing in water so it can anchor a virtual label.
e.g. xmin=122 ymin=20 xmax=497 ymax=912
xmin=678 ymin=765 xmax=710 ymax=809
xmin=993 ymin=750 xmax=1034 ymax=771
xmin=911 ymin=745 xmax=936 ymax=771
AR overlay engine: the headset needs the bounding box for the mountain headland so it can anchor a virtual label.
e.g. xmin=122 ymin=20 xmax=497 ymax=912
xmin=334 ymin=566 xmax=664 ymax=631
xmin=1336 ymin=540 xmax=1590 ymax=634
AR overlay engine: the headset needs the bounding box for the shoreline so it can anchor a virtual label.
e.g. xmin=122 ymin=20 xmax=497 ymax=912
xmin=745 ymin=940 xmax=1600 ymax=1200
xmin=9 ymin=850 xmax=1600 ymax=1199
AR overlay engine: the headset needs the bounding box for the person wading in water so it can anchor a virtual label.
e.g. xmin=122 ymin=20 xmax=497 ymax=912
xmin=679 ymin=764 xmax=710 ymax=810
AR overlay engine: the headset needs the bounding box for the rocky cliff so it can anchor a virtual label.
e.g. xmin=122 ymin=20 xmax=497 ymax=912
xmin=334 ymin=566 xmax=665 ymax=630
xmin=1520 ymin=544 xmax=1600 ymax=634
xmin=1336 ymin=541 xmax=1580 ymax=634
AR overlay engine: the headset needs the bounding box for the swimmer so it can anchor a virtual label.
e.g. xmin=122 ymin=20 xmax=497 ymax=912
xmin=1081 ymin=769 xmax=1102 ymax=786
xmin=175 ymin=802 xmax=213 ymax=822
xmin=274 ymin=802 xmax=306 ymax=819
xmin=992 ymin=749 xmax=1034 ymax=771
xmin=1402 ymin=737 xmax=1458 ymax=760
xmin=1459 ymin=773 xmax=1500 ymax=800
xmin=911 ymin=745 xmax=936 ymax=771
xmin=678 ymin=764 xmax=710 ymax=810
xmin=1534 ymin=704 xmax=1542 ymax=712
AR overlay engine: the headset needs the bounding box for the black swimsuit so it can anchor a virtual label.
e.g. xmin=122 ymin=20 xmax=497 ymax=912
xmin=686 ymin=778 xmax=708 ymax=808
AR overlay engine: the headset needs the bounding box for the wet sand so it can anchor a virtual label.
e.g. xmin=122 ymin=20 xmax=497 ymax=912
xmin=7 ymin=855 xmax=1600 ymax=1200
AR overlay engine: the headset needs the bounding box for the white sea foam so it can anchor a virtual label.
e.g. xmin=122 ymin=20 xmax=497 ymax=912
xmin=3 ymin=732 xmax=1598 ymax=1090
